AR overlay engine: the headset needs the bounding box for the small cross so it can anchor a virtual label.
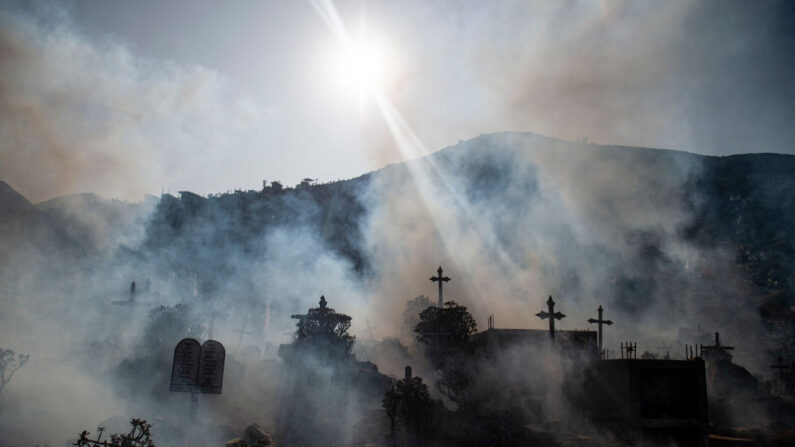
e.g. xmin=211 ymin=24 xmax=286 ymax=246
xmin=430 ymin=266 xmax=450 ymax=308
xmin=536 ymin=295 xmax=566 ymax=339
xmin=587 ymin=305 xmax=613 ymax=353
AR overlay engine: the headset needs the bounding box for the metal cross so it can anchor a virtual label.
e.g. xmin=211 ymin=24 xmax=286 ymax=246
xmin=430 ymin=266 xmax=450 ymax=308
xmin=536 ymin=295 xmax=566 ymax=339
xmin=587 ymin=305 xmax=613 ymax=352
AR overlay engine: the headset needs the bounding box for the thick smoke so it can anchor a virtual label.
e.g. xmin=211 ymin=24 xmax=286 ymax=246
xmin=362 ymin=133 xmax=766 ymax=369
xmin=366 ymin=0 xmax=795 ymax=165
xmin=0 ymin=3 xmax=790 ymax=446
xmin=0 ymin=5 xmax=265 ymax=203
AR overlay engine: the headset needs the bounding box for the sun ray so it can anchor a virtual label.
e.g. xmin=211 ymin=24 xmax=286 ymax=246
xmin=311 ymin=0 xmax=527 ymax=305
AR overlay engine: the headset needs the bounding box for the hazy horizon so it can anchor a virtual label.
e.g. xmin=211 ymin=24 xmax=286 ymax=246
xmin=1 ymin=0 xmax=793 ymax=202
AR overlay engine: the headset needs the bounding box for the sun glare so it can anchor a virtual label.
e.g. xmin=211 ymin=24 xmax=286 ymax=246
xmin=328 ymin=36 xmax=392 ymax=95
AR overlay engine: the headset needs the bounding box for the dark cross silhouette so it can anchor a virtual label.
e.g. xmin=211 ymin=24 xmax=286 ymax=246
xmin=701 ymin=332 xmax=734 ymax=361
xmin=129 ymin=281 xmax=136 ymax=303
xmin=233 ymin=318 xmax=254 ymax=348
xmin=536 ymin=295 xmax=566 ymax=339
xmin=587 ymin=305 xmax=613 ymax=353
xmin=771 ymin=355 xmax=790 ymax=380
xmin=430 ymin=266 xmax=450 ymax=308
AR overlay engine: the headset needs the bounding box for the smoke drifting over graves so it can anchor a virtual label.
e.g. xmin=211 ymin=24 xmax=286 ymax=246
xmin=0 ymin=2 xmax=793 ymax=446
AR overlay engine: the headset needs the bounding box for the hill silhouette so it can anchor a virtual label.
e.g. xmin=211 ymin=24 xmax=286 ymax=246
xmin=1 ymin=132 xmax=793 ymax=361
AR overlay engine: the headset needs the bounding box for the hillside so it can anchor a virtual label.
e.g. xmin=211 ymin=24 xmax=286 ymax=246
xmin=1 ymin=132 xmax=793 ymax=362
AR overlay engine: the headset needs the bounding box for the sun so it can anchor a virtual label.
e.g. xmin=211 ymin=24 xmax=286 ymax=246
xmin=327 ymin=35 xmax=394 ymax=96
xmin=345 ymin=40 xmax=386 ymax=89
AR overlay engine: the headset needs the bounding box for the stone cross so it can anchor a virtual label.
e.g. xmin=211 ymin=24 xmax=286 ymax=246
xmin=536 ymin=295 xmax=566 ymax=339
xmin=587 ymin=305 xmax=613 ymax=352
xmin=430 ymin=266 xmax=450 ymax=308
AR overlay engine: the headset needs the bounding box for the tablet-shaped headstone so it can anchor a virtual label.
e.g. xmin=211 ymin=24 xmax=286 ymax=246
xmin=197 ymin=340 xmax=225 ymax=394
xmin=170 ymin=338 xmax=200 ymax=392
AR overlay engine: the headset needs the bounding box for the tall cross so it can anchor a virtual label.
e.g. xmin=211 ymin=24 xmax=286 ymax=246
xmin=536 ymin=295 xmax=566 ymax=339
xmin=587 ymin=305 xmax=613 ymax=352
xmin=430 ymin=266 xmax=450 ymax=308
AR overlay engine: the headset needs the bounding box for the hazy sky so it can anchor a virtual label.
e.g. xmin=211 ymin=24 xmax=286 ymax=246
xmin=1 ymin=0 xmax=793 ymax=201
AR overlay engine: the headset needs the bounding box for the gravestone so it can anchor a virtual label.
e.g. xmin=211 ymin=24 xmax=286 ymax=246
xmin=197 ymin=340 xmax=225 ymax=394
xmin=170 ymin=338 xmax=226 ymax=421
xmin=170 ymin=338 xmax=226 ymax=393
xmin=170 ymin=338 xmax=201 ymax=392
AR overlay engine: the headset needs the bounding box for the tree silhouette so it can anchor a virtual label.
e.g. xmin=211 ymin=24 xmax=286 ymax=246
xmin=414 ymin=301 xmax=477 ymax=347
xmin=382 ymin=375 xmax=438 ymax=445
xmin=74 ymin=418 xmax=154 ymax=447
xmin=292 ymin=296 xmax=355 ymax=359
xmin=0 ymin=349 xmax=28 ymax=396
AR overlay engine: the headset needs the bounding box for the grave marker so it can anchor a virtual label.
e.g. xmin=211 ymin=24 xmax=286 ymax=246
xmin=170 ymin=338 xmax=226 ymax=420
xmin=170 ymin=338 xmax=200 ymax=392
xmin=197 ymin=340 xmax=225 ymax=394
